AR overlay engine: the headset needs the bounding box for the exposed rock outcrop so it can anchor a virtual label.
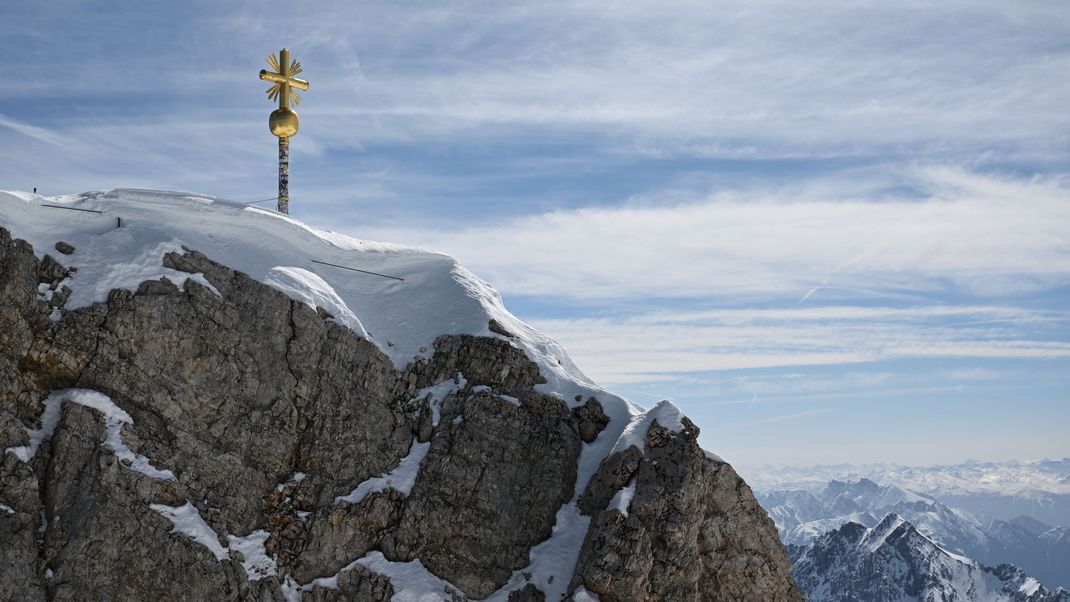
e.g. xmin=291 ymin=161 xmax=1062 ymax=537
xmin=573 ymin=422 xmax=801 ymax=601
xmin=0 ymin=226 xmax=801 ymax=601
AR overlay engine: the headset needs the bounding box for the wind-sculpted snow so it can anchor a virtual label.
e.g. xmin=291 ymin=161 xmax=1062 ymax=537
xmin=0 ymin=189 xmax=801 ymax=601
xmin=0 ymin=187 xmax=616 ymax=417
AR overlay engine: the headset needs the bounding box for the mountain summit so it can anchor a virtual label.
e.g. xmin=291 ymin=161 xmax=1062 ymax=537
xmin=790 ymin=515 xmax=1070 ymax=602
xmin=759 ymin=475 xmax=1070 ymax=591
xmin=0 ymin=189 xmax=801 ymax=600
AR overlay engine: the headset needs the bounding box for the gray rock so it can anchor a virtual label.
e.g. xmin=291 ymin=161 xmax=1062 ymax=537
xmin=509 ymin=583 xmax=546 ymax=601
xmin=302 ymin=564 xmax=393 ymax=601
xmin=0 ymin=226 xmax=801 ymax=601
xmin=578 ymin=445 xmax=643 ymax=515
xmin=289 ymin=491 xmax=404 ymax=583
xmin=488 ymin=318 xmax=515 ymax=338
xmin=54 ymin=241 xmax=76 ymax=255
xmin=572 ymin=421 xmax=804 ymax=601
xmin=0 ymin=452 xmax=45 ymax=602
xmin=571 ymin=396 xmax=610 ymax=443
xmin=42 ymin=403 xmax=237 ymax=602
xmin=383 ymin=389 xmax=582 ymax=597
xmin=38 ymin=254 xmax=72 ymax=284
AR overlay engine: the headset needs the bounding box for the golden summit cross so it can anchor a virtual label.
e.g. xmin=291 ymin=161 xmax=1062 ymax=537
xmin=259 ymin=49 xmax=310 ymax=215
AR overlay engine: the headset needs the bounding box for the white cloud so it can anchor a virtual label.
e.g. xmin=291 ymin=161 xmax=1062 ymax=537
xmin=524 ymin=304 xmax=1070 ymax=384
xmin=722 ymin=407 xmax=837 ymax=428
xmin=271 ymin=0 xmax=1070 ymax=161
xmin=0 ymin=115 xmax=75 ymax=148
xmin=360 ymin=168 xmax=1070 ymax=301
xmin=8 ymin=0 xmax=1070 ymax=168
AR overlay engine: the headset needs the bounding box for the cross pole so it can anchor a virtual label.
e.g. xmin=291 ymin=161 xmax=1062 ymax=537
xmin=259 ymin=48 xmax=310 ymax=215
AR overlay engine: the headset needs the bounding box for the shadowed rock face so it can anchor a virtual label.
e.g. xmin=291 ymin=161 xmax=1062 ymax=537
xmin=0 ymin=226 xmax=801 ymax=601
xmin=573 ymin=423 xmax=804 ymax=602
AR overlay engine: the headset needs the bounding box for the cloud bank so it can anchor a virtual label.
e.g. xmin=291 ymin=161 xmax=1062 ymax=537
xmin=362 ymin=168 xmax=1070 ymax=302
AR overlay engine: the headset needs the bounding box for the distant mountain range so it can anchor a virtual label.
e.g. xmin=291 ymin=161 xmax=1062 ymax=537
xmin=789 ymin=514 xmax=1070 ymax=602
xmin=745 ymin=458 xmax=1070 ymax=526
xmin=755 ymin=474 xmax=1070 ymax=598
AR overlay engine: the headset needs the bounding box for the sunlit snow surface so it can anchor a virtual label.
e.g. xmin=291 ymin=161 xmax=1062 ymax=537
xmin=0 ymin=188 xmax=707 ymax=600
xmin=0 ymin=188 xmax=591 ymax=382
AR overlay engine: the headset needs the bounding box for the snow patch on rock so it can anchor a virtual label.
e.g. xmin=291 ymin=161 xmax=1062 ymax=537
xmin=227 ymin=530 xmax=277 ymax=580
xmin=5 ymin=389 xmax=175 ymax=481
xmin=355 ymin=551 xmax=460 ymax=599
xmin=411 ymin=374 xmax=467 ymax=427
xmin=151 ymin=503 xmax=279 ymax=581
xmin=282 ymin=551 xmax=460 ymax=602
xmin=150 ymin=502 xmax=229 ymax=561
xmin=608 ymin=481 xmax=637 ymax=518
xmin=335 ymin=439 xmax=430 ymax=505
xmin=611 ymin=399 xmax=685 ymax=455
xmin=485 ymin=503 xmax=591 ymax=601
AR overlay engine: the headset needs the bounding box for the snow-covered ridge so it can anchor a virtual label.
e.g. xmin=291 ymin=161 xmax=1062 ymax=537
xmin=0 ymin=188 xmax=630 ymax=407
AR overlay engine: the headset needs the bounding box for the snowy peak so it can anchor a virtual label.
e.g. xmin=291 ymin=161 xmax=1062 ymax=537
xmin=761 ymin=475 xmax=1070 ymax=595
xmin=862 ymin=512 xmax=911 ymax=552
xmin=783 ymin=511 xmax=880 ymax=545
xmin=758 ymin=477 xmax=959 ymax=548
xmin=791 ymin=514 xmax=1070 ymax=602
xmin=824 ymin=477 xmax=878 ymax=495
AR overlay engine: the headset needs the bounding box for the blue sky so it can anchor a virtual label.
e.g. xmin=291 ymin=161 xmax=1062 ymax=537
xmin=2 ymin=0 xmax=1068 ymax=467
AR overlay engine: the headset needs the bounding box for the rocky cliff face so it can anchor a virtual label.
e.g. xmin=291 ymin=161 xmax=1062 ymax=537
xmin=0 ymin=225 xmax=802 ymax=601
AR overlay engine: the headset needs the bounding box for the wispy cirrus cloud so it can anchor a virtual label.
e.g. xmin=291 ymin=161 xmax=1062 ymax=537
xmin=3 ymin=1 xmax=1069 ymax=199
xmin=361 ymin=167 xmax=1070 ymax=302
xmin=722 ymin=408 xmax=837 ymax=428
xmin=271 ymin=0 xmax=1070 ymax=159
xmin=526 ymin=304 xmax=1070 ymax=384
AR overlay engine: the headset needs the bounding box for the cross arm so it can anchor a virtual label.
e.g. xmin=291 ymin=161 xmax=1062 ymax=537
xmin=259 ymin=70 xmax=310 ymax=91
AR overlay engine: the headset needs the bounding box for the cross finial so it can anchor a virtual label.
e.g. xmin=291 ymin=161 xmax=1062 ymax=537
xmin=258 ymin=49 xmax=310 ymax=215
xmin=260 ymin=48 xmax=310 ymax=112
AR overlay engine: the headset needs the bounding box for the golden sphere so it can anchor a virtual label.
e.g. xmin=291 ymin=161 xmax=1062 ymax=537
xmin=269 ymin=108 xmax=299 ymax=137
